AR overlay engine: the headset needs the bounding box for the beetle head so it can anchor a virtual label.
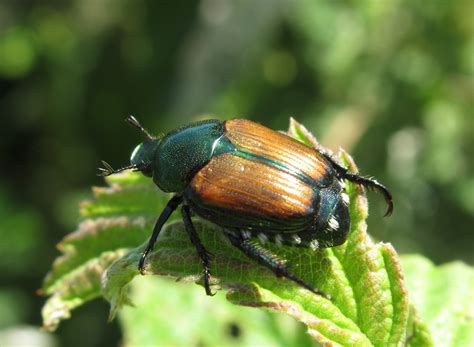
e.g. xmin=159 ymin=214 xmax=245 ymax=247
xmin=130 ymin=140 xmax=160 ymax=177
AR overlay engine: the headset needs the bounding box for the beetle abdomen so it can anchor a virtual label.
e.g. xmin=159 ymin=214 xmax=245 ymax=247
xmin=186 ymin=153 xmax=316 ymax=232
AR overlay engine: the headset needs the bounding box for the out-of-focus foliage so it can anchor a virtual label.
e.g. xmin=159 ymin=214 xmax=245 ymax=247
xmin=402 ymin=255 xmax=474 ymax=346
xmin=0 ymin=0 xmax=472 ymax=346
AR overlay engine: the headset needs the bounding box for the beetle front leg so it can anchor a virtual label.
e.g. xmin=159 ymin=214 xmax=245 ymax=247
xmin=226 ymin=233 xmax=331 ymax=300
xmin=181 ymin=205 xmax=215 ymax=296
xmin=138 ymin=195 xmax=183 ymax=274
xmin=321 ymin=153 xmax=393 ymax=216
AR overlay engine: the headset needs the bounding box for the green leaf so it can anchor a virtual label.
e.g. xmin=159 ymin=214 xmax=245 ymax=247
xmin=402 ymin=255 xmax=474 ymax=347
xmin=42 ymin=250 xmax=126 ymax=331
xmin=99 ymin=120 xmax=413 ymax=346
xmin=41 ymin=173 xmax=164 ymax=331
xmin=288 ymin=117 xmax=321 ymax=148
xmin=42 ymin=118 xmax=437 ymax=346
xmin=119 ymin=276 xmax=316 ymax=347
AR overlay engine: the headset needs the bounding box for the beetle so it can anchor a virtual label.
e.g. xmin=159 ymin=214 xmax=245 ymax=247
xmin=99 ymin=116 xmax=393 ymax=299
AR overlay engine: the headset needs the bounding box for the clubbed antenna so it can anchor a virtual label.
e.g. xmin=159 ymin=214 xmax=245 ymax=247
xmin=97 ymin=160 xmax=138 ymax=177
xmin=125 ymin=115 xmax=154 ymax=140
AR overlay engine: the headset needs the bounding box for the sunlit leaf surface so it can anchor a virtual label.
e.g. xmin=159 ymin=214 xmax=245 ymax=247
xmin=42 ymin=119 xmax=474 ymax=346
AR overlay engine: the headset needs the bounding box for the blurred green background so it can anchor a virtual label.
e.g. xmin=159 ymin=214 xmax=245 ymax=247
xmin=0 ymin=0 xmax=472 ymax=346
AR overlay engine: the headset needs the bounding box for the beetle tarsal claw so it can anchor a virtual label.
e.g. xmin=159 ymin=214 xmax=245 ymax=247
xmin=138 ymin=252 xmax=148 ymax=275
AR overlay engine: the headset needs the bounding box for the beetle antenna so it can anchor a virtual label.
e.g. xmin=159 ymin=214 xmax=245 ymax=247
xmin=97 ymin=160 xmax=138 ymax=177
xmin=125 ymin=115 xmax=154 ymax=140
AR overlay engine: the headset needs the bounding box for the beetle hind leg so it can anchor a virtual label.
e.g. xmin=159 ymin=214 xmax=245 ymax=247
xmin=340 ymin=172 xmax=393 ymax=216
xmin=226 ymin=233 xmax=331 ymax=300
xmin=181 ymin=205 xmax=215 ymax=296
xmin=322 ymin=153 xmax=393 ymax=216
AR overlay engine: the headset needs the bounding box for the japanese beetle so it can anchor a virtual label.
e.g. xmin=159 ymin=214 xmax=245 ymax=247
xmin=99 ymin=117 xmax=393 ymax=298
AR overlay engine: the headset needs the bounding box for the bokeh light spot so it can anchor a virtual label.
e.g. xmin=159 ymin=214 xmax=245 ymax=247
xmin=263 ymin=50 xmax=297 ymax=87
xmin=0 ymin=28 xmax=37 ymax=78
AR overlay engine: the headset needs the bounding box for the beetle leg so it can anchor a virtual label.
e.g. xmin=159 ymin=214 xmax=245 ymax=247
xmin=340 ymin=172 xmax=393 ymax=216
xmin=138 ymin=195 xmax=183 ymax=274
xmin=226 ymin=233 xmax=331 ymax=300
xmin=181 ymin=205 xmax=215 ymax=296
xmin=321 ymin=153 xmax=393 ymax=216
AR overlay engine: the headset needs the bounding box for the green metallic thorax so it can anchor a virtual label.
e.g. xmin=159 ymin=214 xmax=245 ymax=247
xmin=152 ymin=120 xmax=233 ymax=192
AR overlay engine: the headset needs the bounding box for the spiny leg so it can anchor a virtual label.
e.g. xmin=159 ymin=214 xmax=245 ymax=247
xmin=226 ymin=233 xmax=331 ymax=300
xmin=181 ymin=205 xmax=215 ymax=296
xmin=138 ymin=195 xmax=183 ymax=274
xmin=322 ymin=153 xmax=393 ymax=216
